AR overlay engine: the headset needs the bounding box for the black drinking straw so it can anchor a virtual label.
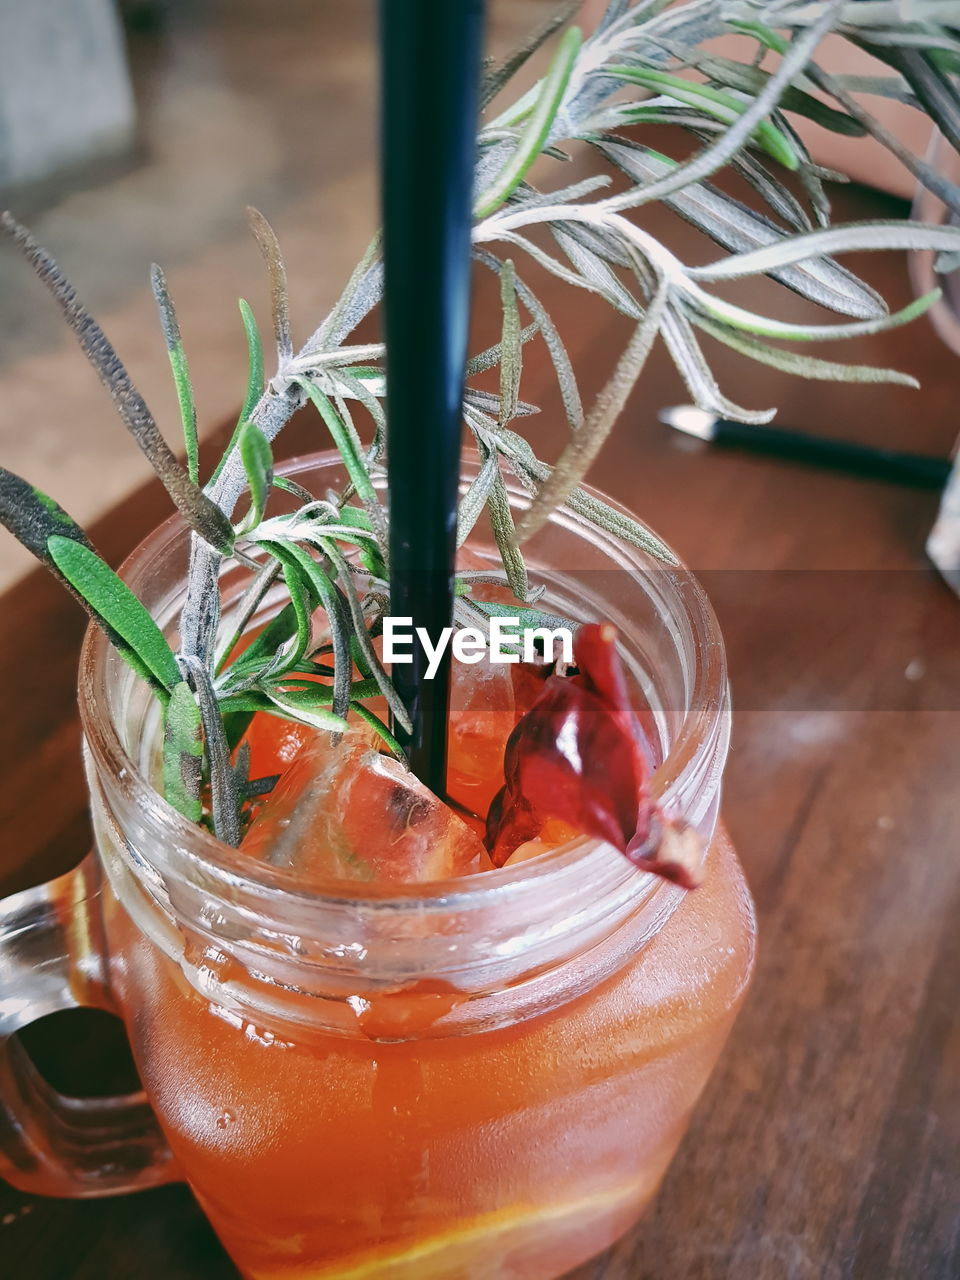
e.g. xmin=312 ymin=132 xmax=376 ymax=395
xmin=379 ymin=0 xmax=486 ymax=794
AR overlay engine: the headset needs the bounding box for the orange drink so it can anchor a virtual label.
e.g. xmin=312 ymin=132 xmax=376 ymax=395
xmin=0 ymin=456 xmax=756 ymax=1280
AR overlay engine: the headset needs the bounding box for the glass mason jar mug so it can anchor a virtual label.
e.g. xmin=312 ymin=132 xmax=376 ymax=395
xmin=0 ymin=454 xmax=756 ymax=1279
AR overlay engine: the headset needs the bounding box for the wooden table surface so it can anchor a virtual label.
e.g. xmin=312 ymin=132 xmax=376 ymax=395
xmin=1 ymin=171 xmax=958 ymax=1278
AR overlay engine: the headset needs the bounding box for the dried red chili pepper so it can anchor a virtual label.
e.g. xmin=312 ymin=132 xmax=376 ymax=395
xmin=486 ymin=623 xmax=703 ymax=888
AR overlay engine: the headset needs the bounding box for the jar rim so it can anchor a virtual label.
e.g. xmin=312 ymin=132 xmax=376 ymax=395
xmin=78 ymin=451 xmax=729 ymax=915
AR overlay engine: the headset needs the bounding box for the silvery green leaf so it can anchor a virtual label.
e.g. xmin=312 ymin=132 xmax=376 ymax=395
xmin=237 ymin=299 xmax=265 ymax=425
xmin=683 ymin=279 xmax=940 ymax=343
xmin=498 ymin=428 xmax=677 ymax=564
xmin=476 ymin=26 xmax=583 ymax=218
xmin=466 ymin=322 xmax=538 ymax=376
xmin=606 ymin=66 xmax=801 ymax=169
xmin=936 ymin=249 xmax=960 ymax=273
xmin=551 ymin=224 xmax=643 ymax=317
xmin=491 ymin=228 xmax=603 ymax=295
xmin=886 ymin=48 xmax=960 ymax=151
xmin=507 ymin=300 xmax=577 ymax=418
xmin=464 ymin=388 xmax=538 ymax=419
xmin=267 ymin=540 xmax=352 ymax=719
xmin=595 ymin=139 xmax=887 ymax=318
xmin=600 ymin=3 xmax=842 ymax=213
xmin=726 ymin=144 xmax=815 ymax=232
xmin=475 ymin=254 xmax=583 ymax=433
xmin=597 ymin=0 xmax=630 ymax=33
xmin=814 ymin=73 xmax=916 ymax=102
xmin=468 ymin=598 xmax=573 ymax=635
xmin=660 ymin=305 xmax=775 ymax=425
xmin=691 ymin=311 xmax=920 ymax=386
xmin=163 ymin=682 xmax=203 ymax=823
xmin=510 ymin=175 xmax=613 ymax=210
xmin=214 ymin=557 xmax=282 ymax=673
xmin=179 ymin=654 xmax=242 ymax=846
xmin=328 ymin=368 xmax=387 ymax=464
xmin=298 ymin=379 xmax=387 ymax=548
xmin=518 ymin=284 xmax=670 ymax=541
xmin=247 ymin=207 xmax=292 ymax=361
xmin=317 ymin=537 xmax=411 ymax=734
xmin=498 ymin=259 xmax=522 ymax=424
xmin=151 ymin=265 xmax=199 ymax=484
xmin=236 ymin=421 xmax=273 ymax=534
xmin=457 ymin=448 xmax=499 ymax=547
xmin=555 ymin=217 xmax=633 ymax=268
xmin=265 ymin=689 xmax=347 ymax=734
xmin=487 ymin=463 xmax=529 ymax=600
xmin=693 ymin=53 xmax=867 ymax=135
xmin=692 ymin=221 xmax=960 ymax=281
xmin=776 ymin=116 xmax=833 ymax=226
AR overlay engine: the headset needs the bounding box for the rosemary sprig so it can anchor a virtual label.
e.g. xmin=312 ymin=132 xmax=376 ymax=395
xmin=3 ymin=0 xmax=960 ymax=844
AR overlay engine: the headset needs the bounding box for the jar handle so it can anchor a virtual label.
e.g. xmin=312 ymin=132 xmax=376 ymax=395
xmin=0 ymin=855 xmax=176 ymax=1197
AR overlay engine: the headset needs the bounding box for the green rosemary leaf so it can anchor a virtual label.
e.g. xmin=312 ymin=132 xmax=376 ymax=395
xmin=476 ymin=251 xmax=583 ymax=431
xmin=279 ymin=560 xmax=313 ymax=670
xmin=468 ymin=598 xmax=573 ymax=635
xmin=297 ymin=378 xmax=388 ymax=548
xmin=247 ymin=207 xmax=292 ymax=361
xmin=692 ymin=311 xmax=920 ymax=386
xmin=498 ymin=260 xmax=521 ymax=425
xmin=151 ymin=265 xmax=199 ymax=484
xmin=593 ymin=139 xmax=887 ymax=319
xmin=318 ymin=537 xmax=411 ymax=734
xmin=162 ymin=681 xmax=203 ymax=823
xmin=693 ymin=221 xmax=960 ymax=281
xmin=608 ymin=67 xmax=800 ymax=170
xmin=270 ymin=476 xmax=315 ymax=505
xmin=550 ymin=224 xmax=643 ymax=318
xmin=237 ymin=299 xmax=265 ymax=426
xmin=0 ymin=466 xmax=92 ymax=567
xmin=466 ymin=321 xmax=539 ymax=377
xmin=349 ymin=701 xmax=403 ymax=756
xmin=457 ymin=448 xmax=499 ymax=547
xmin=517 ymin=281 xmax=671 ymax=541
xmin=0 ymin=214 xmax=234 ymax=556
xmin=214 ymin=557 xmax=282 ymax=674
xmin=308 ymin=232 xmax=381 ymax=352
xmin=475 ymin=25 xmax=583 ymax=218
xmin=236 ymin=420 xmax=274 ymax=533
xmin=180 ymin=653 xmax=242 ymax=846
xmin=0 ymin=469 xmax=166 ymax=689
xmin=266 ymin=688 xmax=347 ymax=733
xmin=661 ymin=304 xmax=774 ymax=424
xmin=692 ymin=54 xmax=867 ymax=136
xmin=487 ymin=463 xmax=528 ymax=601
xmin=48 ymin=535 xmax=180 ymax=691
xmin=600 ymin=5 xmax=840 ymax=214
xmin=682 ymin=283 xmax=941 ymax=343
xmin=206 ymin=299 xmax=265 ymax=489
xmin=222 ymin=599 xmax=299 ymax=681
xmin=265 ymin=539 xmax=352 ymax=720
